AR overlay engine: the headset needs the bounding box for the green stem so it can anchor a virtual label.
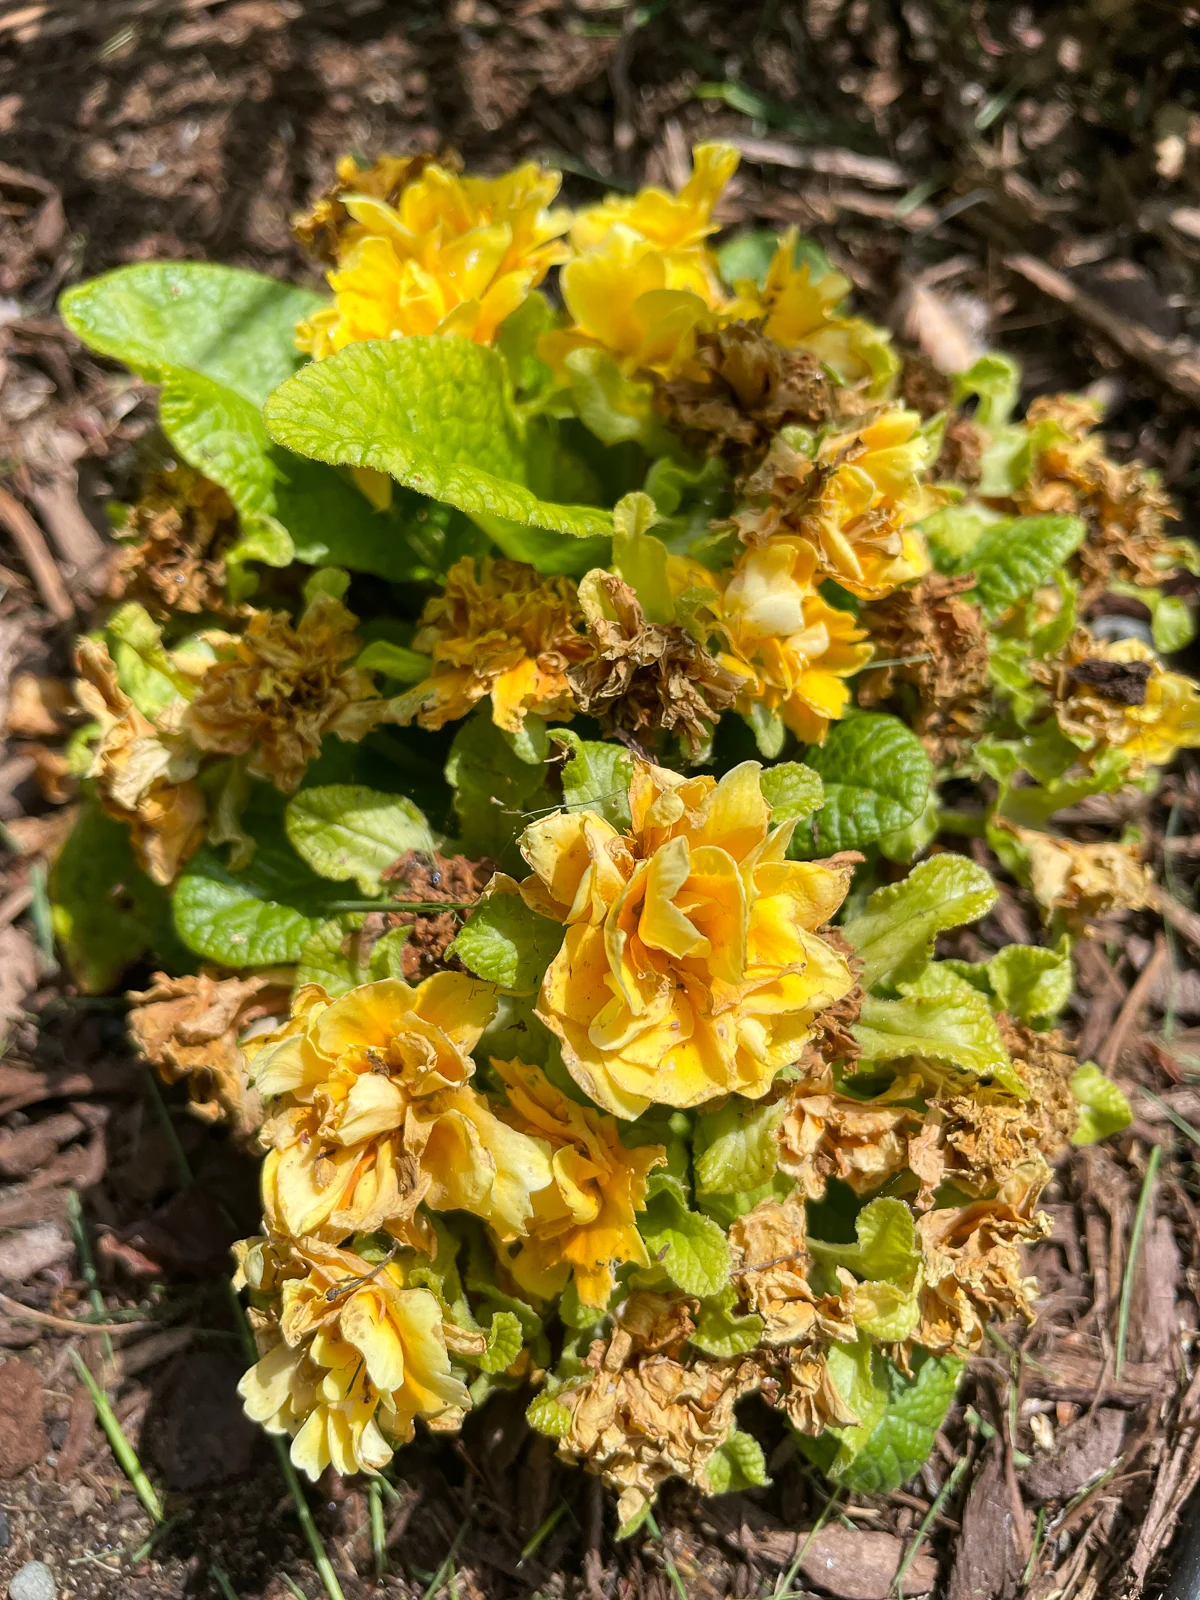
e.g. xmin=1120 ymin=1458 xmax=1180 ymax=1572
xmin=936 ymin=809 xmax=987 ymax=837
xmin=66 ymin=1189 xmax=113 ymax=1362
xmin=1116 ymin=1143 xmax=1163 ymax=1378
xmin=70 ymin=1349 xmax=164 ymax=1524
xmin=324 ymin=899 xmax=474 ymax=914
xmin=369 ymin=1477 xmax=387 ymax=1580
xmin=890 ymin=1455 xmax=969 ymax=1599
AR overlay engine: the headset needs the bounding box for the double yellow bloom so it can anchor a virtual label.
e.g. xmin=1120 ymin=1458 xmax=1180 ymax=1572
xmin=519 ymin=759 xmax=855 ymax=1118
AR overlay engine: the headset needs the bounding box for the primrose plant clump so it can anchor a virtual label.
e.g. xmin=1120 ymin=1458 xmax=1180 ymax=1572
xmin=54 ymin=142 xmax=1190 ymax=1529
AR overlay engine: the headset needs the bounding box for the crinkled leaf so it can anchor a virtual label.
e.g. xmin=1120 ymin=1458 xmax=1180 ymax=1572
xmin=264 ymin=338 xmax=613 ymax=543
xmin=797 ymin=715 xmax=931 ymax=857
xmin=639 ymin=1189 xmax=731 ymax=1298
xmin=986 ymin=940 xmax=1073 ymax=1025
xmin=284 ymin=785 xmax=433 ymax=895
xmin=843 ymin=854 xmax=997 ymax=991
xmin=446 ymin=711 xmax=555 ymax=866
xmin=951 ymin=352 xmax=1020 ymax=429
xmin=703 ymin=1426 xmax=770 ymax=1494
xmin=172 ymin=837 xmax=338 ymax=966
xmin=295 ymin=914 xmax=371 ymax=997
xmin=50 ymin=797 xmax=181 ymax=993
xmin=611 ymin=490 xmax=673 ymax=623
xmin=450 ymin=891 xmax=562 ymax=995
xmin=760 ymin=761 xmax=824 ymax=828
xmin=1071 ymin=1061 xmax=1133 ymax=1145
xmin=553 ymin=730 xmax=634 ymax=832
xmin=526 ymin=1392 xmax=572 ymax=1439
xmin=809 ymin=1197 xmax=918 ymax=1284
xmin=832 ymin=1351 xmax=965 ymax=1495
xmin=964 ymin=514 xmax=1087 ymax=620
xmin=368 ymin=927 xmax=412 ymax=981
xmin=689 ymin=1286 xmax=765 ymax=1358
xmin=472 ymin=1309 xmax=525 ymax=1375
xmin=812 ymin=1337 xmax=890 ymax=1476
xmin=693 ymin=1097 xmax=785 ymax=1196
xmin=855 ymin=966 xmax=1026 ymax=1096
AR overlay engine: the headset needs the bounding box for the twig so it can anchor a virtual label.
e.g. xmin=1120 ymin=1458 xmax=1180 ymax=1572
xmin=729 ymin=134 xmax=908 ymax=189
xmin=70 ymin=1348 xmax=165 ymax=1523
xmin=0 ymin=483 xmax=73 ymax=621
xmin=1149 ymin=885 xmax=1200 ymax=954
xmin=1005 ymin=251 xmax=1200 ymax=406
xmin=1099 ymin=934 xmax=1169 ymax=1069
xmin=1116 ymin=1144 xmax=1164 ymax=1379
xmin=0 ymin=1289 xmax=149 ymax=1335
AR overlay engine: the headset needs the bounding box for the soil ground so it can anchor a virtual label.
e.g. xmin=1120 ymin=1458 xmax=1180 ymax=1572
xmin=2 ymin=3 xmax=1200 ymax=1597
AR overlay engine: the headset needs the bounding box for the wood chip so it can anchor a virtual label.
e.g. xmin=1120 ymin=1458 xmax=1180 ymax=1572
xmin=754 ymin=1525 xmax=937 ymax=1598
xmin=730 ymin=135 xmax=909 ymax=189
xmin=947 ymin=1442 xmax=1024 ymax=1600
xmin=0 ymin=483 xmax=72 ymax=622
xmin=1021 ymin=1408 xmax=1126 ymax=1503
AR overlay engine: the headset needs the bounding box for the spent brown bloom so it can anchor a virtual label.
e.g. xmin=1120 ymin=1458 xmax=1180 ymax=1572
xmin=1015 ymin=394 xmax=1188 ymax=605
xmin=776 ymin=1066 xmax=918 ymax=1201
xmin=728 ymin=1191 xmax=856 ymax=1347
xmin=857 ymin=571 xmax=991 ymax=767
xmin=654 ymin=321 xmax=834 ymax=471
xmin=912 ymin=1199 xmax=1051 ymax=1355
xmin=554 ymin=1315 xmax=762 ymax=1525
xmin=126 ymin=970 xmax=290 ymax=1141
xmin=568 ymin=570 xmax=740 ymax=757
xmin=185 ymin=591 xmax=384 ymax=792
xmin=364 ymin=849 xmax=496 ymax=983
xmin=107 ymin=463 xmax=235 ymax=620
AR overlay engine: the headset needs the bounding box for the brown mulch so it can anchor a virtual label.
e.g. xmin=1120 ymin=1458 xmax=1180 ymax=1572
xmin=2 ymin=2 xmax=1200 ymax=1597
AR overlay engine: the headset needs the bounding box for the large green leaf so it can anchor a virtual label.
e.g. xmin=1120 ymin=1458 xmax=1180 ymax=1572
xmin=760 ymin=761 xmax=824 ymax=828
xmin=639 ymin=1187 xmax=731 ymax=1298
xmin=295 ymin=914 xmax=372 ymax=996
xmin=964 ymin=514 xmax=1087 ymax=620
xmin=843 ymin=854 xmax=997 ymax=990
xmin=284 ymin=785 xmax=433 ymax=895
xmin=553 ymin=729 xmax=633 ymax=832
xmin=172 ymin=839 xmax=339 ymax=966
xmin=264 ymin=337 xmax=613 ymax=543
xmin=61 ymin=263 xmax=433 ymax=580
xmin=451 ymin=891 xmax=563 ymax=995
xmin=798 ymin=715 xmax=931 ymax=857
xmin=693 ymin=1097 xmax=785 ymax=1197
xmin=832 ymin=1351 xmax=964 ymax=1495
xmin=855 ymin=966 xmax=1026 ymax=1096
xmin=446 ymin=712 xmax=555 ymax=866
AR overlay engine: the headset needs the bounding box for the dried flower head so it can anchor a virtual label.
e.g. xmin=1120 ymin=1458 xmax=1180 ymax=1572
xmin=236 ymin=1234 xmax=470 ymax=1478
xmin=369 ymin=849 xmax=496 ymax=983
xmin=492 ymin=1057 xmax=664 ymax=1307
xmin=552 ymin=1315 xmax=762 ymax=1526
xmin=717 ymin=537 xmax=873 ymax=744
xmin=732 ymin=409 xmax=935 ymax=600
xmin=249 ymin=975 xmax=552 ymax=1247
xmin=1016 ymin=394 xmax=1192 ymax=604
xmin=392 ymin=557 xmax=589 ymax=734
xmin=776 ymin=1067 xmax=917 ymax=1201
xmin=519 ymin=759 xmax=856 ymax=1118
xmin=185 ymin=591 xmax=385 ymax=792
xmin=999 ymin=820 xmax=1155 ymax=930
xmin=857 ymin=571 xmax=991 ymax=766
xmin=107 ymin=463 xmax=235 ymax=620
xmin=126 ymin=969 xmax=289 ymax=1141
xmin=728 ymin=1191 xmax=856 ymax=1347
xmin=74 ymin=638 xmax=206 ymax=886
xmin=654 ymin=322 xmax=834 ymax=469
xmin=568 ymin=570 xmax=740 ymax=758
xmin=296 ymin=158 xmax=569 ymax=356
xmin=913 ymin=1200 xmax=1050 ymax=1355
xmin=1040 ymin=633 xmax=1200 ymax=776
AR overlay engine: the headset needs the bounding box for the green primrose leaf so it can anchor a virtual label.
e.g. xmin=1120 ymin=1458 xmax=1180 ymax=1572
xmin=611 ymin=490 xmax=673 ymax=623
xmin=693 ymin=1097 xmax=786 ymax=1196
xmin=50 ymin=798 xmax=181 ymax=993
xmin=173 ymin=837 xmax=339 ymax=966
xmin=843 ymin=853 xmax=997 ymax=991
xmin=474 ymin=1309 xmax=524 ymax=1374
xmin=1070 ymin=1061 xmax=1134 ymax=1145
xmin=264 ymin=337 xmax=613 ymax=543
xmin=295 ymin=914 xmax=372 ymax=997
xmin=450 ymin=891 xmax=562 ymax=994
xmin=446 ymin=710 xmax=555 ymax=866
xmin=986 ymin=940 xmax=1073 ymax=1025
xmin=354 ymin=640 xmax=432 ymax=683
xmin=831 ymin=1351 xmax=965 ymax=1495
xmin=951 ymin=352 xmax=1020 ymax=429
xmin=689 ymin=1286 xmax=765 ymax=1358
xmin=809 ymin=1337 xmax=890 ymax=1476
xmin=284 ymin=785 xmax=434 ymax=895
xmin=760 ymin=761 xmax=824 ymax=827
xmin=552 ymin=729 xmax=634 ymax=831
xmin=562 ymin=345 xmax=679 ymax=455
xmin=810 ymin=1197 xmax=918 ymax=1283
xmin=526 ymin=1392 xmax=573 ymax=1439
xmin=855 ymin=966 xmax=1026 ymax=1096
xmin=797 ymin=714 xmax=931 ymax=857
xmin=963 ymin=514 xmax=1087 ymax=620
xmin=639 ymin=1189 xmax=732 ymax=1298
xmin=703 ymin=1426 xmax=770 ymax=1494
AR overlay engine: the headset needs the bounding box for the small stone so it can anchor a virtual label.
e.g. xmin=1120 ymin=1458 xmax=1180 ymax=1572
xmin=9 ymin=1561 xmax=55 ymax=1600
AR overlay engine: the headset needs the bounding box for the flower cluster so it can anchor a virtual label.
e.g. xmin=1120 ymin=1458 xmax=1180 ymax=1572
xmin=54 ymin=136 xmax=1184 ymax=1524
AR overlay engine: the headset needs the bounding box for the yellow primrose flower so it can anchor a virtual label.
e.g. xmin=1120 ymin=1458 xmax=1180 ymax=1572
xmin=74 ymin=638 xmax=206 ymax=886
xmin=185 ymin=591 xmax=386 ymax=793
xmin=1051 ymin=636 xmax=1200 ymax=775
xmin=519 ymin=759 xmax=856 ymax=1118
xmin=491 ymin=1057 xmax=665 ymax=1306
xmin=249 ymin=975 xmax=553 ymax=1245
xmin=734 ymin=409 xmax=934 ymax=599
xmin=716 ymin=538 xmax=873 ymax=744
xmin=389 ymin=557 xmax=590 ymax=733
xmin=296 ymin=159 xmax=570 ymax=357
xmin=539 ymin=143 xmax=753 ymax=380
xmin=236 ymin=1235 xmax=469 ymax=1478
